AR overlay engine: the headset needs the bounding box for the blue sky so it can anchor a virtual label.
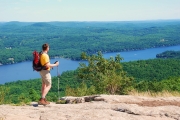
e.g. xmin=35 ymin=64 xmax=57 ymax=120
xmin=0 ymin=0 xmax=180 ymax=22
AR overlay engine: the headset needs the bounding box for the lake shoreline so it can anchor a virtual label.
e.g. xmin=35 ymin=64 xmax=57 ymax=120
xmin=1 ymin=45 xmax=180 ymax=84
xmin=1 ymin=44 xmax=180 ymax=66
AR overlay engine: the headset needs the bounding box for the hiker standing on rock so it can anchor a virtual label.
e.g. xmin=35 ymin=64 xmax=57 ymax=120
xmin=38 ymin=43 xmax=59 ymax=105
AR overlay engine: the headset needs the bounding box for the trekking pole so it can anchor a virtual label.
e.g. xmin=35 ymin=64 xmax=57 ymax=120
xmin=57 ymin=64 xmax=60 ymax=100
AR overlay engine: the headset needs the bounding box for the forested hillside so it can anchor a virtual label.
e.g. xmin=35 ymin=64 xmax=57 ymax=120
xmin=1 ymin=57 xmax=180 ymax=104
xmin=0 ymin=20 xmax=180 ymax=64
xmin=122 ymin=59 xmax=180 ymax=82
xmin=156 ymin=50 xmax=180 ymax=59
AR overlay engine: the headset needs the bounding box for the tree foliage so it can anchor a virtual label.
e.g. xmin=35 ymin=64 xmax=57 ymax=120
xmin=156 ymin=50 xmax=180 ymax=59
xmin=134 ymin=77 xmax=180 ymax=92
xmin=122 ymin=59 xmax=180 ymax=82
xmin=1 ymin=57 xmax=180 ymax=104
xmin=0 ymin=21 xmax=180 ymax=64
xmin=77 ymin=51 xmax=134 ymax=94
xmin=0 ymin=86 xmax=9 ymax=104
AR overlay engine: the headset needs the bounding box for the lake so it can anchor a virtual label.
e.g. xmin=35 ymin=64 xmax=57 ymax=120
xmin=1 ymin=45 xmax=180 ymax=84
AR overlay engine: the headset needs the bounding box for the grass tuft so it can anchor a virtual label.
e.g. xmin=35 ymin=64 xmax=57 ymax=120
xmin=128 ymin=89 xmax=180 ymax=97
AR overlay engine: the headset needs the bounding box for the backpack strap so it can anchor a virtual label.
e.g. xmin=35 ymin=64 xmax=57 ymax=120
xmin=40 ymin=51 xmax=50 ymax=70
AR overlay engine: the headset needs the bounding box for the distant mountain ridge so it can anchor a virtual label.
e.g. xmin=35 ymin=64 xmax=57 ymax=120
xmin=0 ymin=20 xmax=180 ymax=64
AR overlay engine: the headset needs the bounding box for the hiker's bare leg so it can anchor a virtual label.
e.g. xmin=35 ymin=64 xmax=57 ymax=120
xmin=42 ymin=83 xmax=51 ymax=98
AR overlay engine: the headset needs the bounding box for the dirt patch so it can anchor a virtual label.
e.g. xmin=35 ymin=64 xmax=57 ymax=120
xmin=132 ymin=100 xmax=180 ymax=107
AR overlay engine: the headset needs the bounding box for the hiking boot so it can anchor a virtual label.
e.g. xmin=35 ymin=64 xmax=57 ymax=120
xmin=44 ymin=98 xmax=50 ymax=104
xmin=38 ymin=98 xmax=48 ymax=105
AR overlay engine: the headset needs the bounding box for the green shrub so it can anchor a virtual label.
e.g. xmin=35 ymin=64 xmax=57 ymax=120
xmin=0 ymin=86 xmax=9 ymax=104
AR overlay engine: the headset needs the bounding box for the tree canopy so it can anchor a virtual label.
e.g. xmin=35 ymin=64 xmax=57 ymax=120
xmin=76 ymin=51 xmax=133 ymax=95
xmin=0 ymin=20 xmax=180 ymax=64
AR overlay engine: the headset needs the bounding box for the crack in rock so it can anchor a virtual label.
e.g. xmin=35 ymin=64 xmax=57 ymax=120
xmin=113 ymin=107 xmax=180 ymax=120
xmin=114 ymin=108 xmax=140 ymax=115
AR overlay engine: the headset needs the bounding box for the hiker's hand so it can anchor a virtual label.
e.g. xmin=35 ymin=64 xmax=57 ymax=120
xmin=55 ymin=61 xmax=59 ymax=66
xmin=54 ymin=61 xmax=58 ymax=64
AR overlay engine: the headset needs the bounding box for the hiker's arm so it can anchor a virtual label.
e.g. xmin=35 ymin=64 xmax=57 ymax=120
xmin=46 ymin=62 xmax=59 ymax=68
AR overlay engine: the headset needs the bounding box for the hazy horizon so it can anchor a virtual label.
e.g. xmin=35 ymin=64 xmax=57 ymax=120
xmin=1 ymin=19 xmax=180 ymax=23
xmin=1 ymin=0 xmax=180 ymax=22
